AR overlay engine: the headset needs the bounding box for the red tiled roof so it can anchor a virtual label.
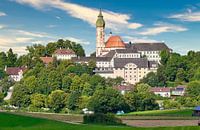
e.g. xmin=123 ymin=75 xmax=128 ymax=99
xmin=6 ymin=67 xmax=26 ymax=75
xmin=40 ymin=57 xmax=53 ymax=64
xmin=105 ymin=36 xmax=125 ymax=48
xmin=150 ymin=87 xmax=170 ymax=92
xmin=54 ymin=49 xmax=75 ymax=55
xmin=113 ymin=85 xmax=133 ymax=91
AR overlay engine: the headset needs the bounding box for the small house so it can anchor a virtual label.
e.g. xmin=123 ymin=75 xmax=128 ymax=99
xmin=5 ymin=67 xmax=26 ymax=82
xmin=53 ymin=49 xmax=77 ymax=60
xmin=150 ymin=87 xmax=171 ymax=98
xmin=171 ymin=85 xmax=186 ymax=96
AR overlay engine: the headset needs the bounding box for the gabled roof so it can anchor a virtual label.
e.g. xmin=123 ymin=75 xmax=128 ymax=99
xmin=115 ymin=47 xmax=138 ymax=53
xmin=54 ymin=49 xmax=75 ymax=55
xmin=40 ymin=57 xmax=53 ymax=64
xmin=6 ymin=67 xmax=26 ymax=75
xmin=150 ymin=87 xmax=170 ymax=92
xmin=134 ymin=43 xmax=169 ymax=51
xmin=114 ymin=58 xmax=149 ymax=68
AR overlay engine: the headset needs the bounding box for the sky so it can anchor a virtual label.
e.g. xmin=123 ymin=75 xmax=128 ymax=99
xmin=0 ymin=0 xmax=200 ymax=55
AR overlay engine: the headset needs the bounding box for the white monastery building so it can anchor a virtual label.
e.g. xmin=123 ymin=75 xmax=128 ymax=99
xmin=73 ymin=9 xmax=171 ymax=85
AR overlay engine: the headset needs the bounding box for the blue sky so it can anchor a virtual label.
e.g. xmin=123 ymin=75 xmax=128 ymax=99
xmin=0 ymin=0 xmax=200 ymax=55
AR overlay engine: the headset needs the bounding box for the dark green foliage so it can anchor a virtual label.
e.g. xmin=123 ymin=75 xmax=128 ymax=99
xmin=11 ymin=84 xmax=31 ymax=107
xmin=0 ymin=77 xmax=14 ymax=95
xmin=46 ymin=90 xmax=68 ymax=113
xmin=124 ymin=84 xmax=159 ymax=112
xmin=141 ymin=51 xmax=200 ymax=87
xmin=67 ymin=91 xmax=80 ymax=111
xmin=83 ymin=113 xmax=123 ymax=125
xmin=0 ymin=92 xmax=4 ymax=104
xmin=30 ymin=93 xmax=46 ymax=108
xmin=88 ymin=88 xmax=127 ymax=113
xmin=186 ymin=81 xmax=200 ymax=97
xmin=7 ymin=48 xmax=17 ymax=67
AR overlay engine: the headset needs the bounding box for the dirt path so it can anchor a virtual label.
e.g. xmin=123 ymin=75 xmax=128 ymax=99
xmin=123 ymin=120 xmax=199 ymax=127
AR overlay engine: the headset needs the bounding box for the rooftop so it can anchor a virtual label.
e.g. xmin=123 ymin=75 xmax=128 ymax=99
xmin=40 ymin=57 xmax=53 ymax=64
xmin=54 ymin=49 xmax=75 ymax=55
xmin=150 ymin=87 xmax=170 ymax=92
xmin=133 ymin=43 xmax=170 ymax=51
xmin=6 ymin=67 xmax=26 ymax=75
xmin=105 ymin=36 xmax=125 ymax=48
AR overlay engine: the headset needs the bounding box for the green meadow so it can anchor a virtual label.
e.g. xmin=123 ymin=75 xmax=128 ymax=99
xmin=0 ymin=112 xmax=200 ymax=130
xmin=125 ymin=109 xmax=193 ymax=116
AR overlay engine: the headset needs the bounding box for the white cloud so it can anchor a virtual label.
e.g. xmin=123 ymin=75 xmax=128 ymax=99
xmin=0 ymin=29 xmax=55 ymax=55
xmin=56 ymin=16 xmax=61 ymax=20
xmin=169 ymin=11 xmax=200 ymax=22
xmin=65 ymin=37 xmax=90 ymax=45
xmin=1 ymin=46 xmax=27 ymax=55
xmin=128 ymin=23 xmax=143 ymax=29
xmin=0 ymin=11 xmax=6 ymax=16
xmin=138 ymin=23 xmax=187 ymax=35
xmin=123 ymin=36 xmax=160 ymax=43
xmin=13 ymin=0 xmax=142 ymax=31
xmin=0 ymin=25 xmax=5 ymax=29
xmin=16 ymin=30 xmax=49 ymax=37
xmin=46 ymin=24 xmax=57 ymax=28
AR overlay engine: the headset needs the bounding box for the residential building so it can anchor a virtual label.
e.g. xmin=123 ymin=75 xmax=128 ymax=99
xmin=171 ymin=85 xmax=186 ymax=96
xmin=53 ymin=48 xmax=77 ymax=60
xmin=5 ymin=67 xmax=26 ymax=82
xmin=150 ymin=87 xmax=171 ymax=97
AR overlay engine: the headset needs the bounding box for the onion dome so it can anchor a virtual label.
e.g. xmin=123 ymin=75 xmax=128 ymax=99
xmin=96 ymin=9 xmax=105 ymax=28
xmin=105 ymin=36 xmax=125 ymax=48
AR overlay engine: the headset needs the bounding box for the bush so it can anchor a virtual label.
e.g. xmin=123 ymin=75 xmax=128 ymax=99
xmin=83 ymin=113 xmax=124 ymax=125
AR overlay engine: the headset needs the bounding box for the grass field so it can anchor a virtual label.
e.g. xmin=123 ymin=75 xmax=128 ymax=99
xmin=0 ymin=112 xmax=200 ymax=130
xmin=125 ymin=109 xmax=193 ymax=117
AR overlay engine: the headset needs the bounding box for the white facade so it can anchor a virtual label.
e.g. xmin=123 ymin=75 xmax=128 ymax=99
xmin=139 ymin=51 xmax=161 ymax=62
xmin=54 ymin=54 xmax=76 ymax=60
xmin=153 ymin=91 xmax=171 ymax=98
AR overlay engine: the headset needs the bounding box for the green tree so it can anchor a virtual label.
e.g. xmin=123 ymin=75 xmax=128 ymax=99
xmin=67 ymin=91 xmax=80 ymax=110
xmin=0 ymin=92 xmax=4 ymax=104
xmin=176 ymin=68 xmax=186 ymax=82
xmin=30 ymin=93 xmax=46 ymax=108
xmin=0 ymin=52 xmax=7 ymax=68
xmin=186 ymin=81 xmax=200 ymax=97
xmin=47 ymin=70 xmax=62 ymax=91
xmin=160 ymin=49 xmax=170 ymax=65
xmin=7 ymin=48 xmax=17 ymax=67
xmin=140 ymin=72 xmax=159 ymax=87
xmin=46 ymin=90 xmax=68 ymax=112
xmin=88 ymin=88 xmax=126 ymax=113
xmin=11 ymin=84 xmax=31 ymax=107
xmin=62 ymin=76 xmax=72 ymax=92
xmin=70 ymin=75 xmax=82 ymax=91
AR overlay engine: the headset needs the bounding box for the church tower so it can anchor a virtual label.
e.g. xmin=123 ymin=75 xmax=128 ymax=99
xmin=96 ymin=9 xmax=105 ymax=57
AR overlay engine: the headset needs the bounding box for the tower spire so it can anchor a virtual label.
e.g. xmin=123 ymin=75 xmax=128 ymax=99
xmin=96 ymin=9 xmax=105 ymax=28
